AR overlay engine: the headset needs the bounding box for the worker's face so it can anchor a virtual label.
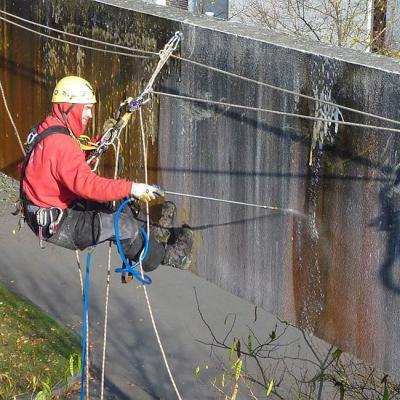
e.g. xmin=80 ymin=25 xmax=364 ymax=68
xmin=82 ymin=104 xmax=93 ymax=126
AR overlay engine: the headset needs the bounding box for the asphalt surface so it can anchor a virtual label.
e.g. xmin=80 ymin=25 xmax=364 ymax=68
xmin=0 ymin=175 xmax=285 ymax=399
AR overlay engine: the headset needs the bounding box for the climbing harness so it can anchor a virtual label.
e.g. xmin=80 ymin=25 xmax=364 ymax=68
xmin=17 ymin=125 xmax=70 ymax=246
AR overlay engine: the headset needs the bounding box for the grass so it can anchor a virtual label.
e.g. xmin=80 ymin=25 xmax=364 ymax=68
xmin=0 ymin=280 xmax=81 ymax=398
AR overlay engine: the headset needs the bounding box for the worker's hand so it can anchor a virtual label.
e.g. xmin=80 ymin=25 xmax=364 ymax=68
xmin=97 ymin=118 xmax=117 ymax=144
xmin=102 ymin=118 xmax=117 ymax=132
xmin=131 ymin=183 xmax=164 ymax=202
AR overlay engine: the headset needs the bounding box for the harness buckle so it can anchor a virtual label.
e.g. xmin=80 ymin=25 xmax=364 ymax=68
xmin=36 ymin=208 xmax=48 ymax=227
xmin=26 ymin=130 xmax=38 ymax=147
xmin=35 ymin=207 xmax=64 ymax=248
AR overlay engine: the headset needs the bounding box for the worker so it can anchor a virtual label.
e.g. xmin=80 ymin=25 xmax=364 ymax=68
xmin=20 ymin=76 xmax=193 ymax=273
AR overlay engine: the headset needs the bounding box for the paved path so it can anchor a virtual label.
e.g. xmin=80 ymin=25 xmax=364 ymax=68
xmin=0 ymin=177 xmax=281 ymax=399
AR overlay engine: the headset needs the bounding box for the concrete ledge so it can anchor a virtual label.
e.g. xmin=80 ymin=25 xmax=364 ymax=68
xmin=98 ymin=0 xmax=400 ymax=73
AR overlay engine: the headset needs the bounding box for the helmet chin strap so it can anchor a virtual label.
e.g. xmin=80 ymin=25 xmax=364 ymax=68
xmin=57 ymin=103 xmax=76 ymax=133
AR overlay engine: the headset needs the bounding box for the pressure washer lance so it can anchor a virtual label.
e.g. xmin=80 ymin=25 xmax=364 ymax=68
xmin=164 ymin=190 xmax=306 ymax=218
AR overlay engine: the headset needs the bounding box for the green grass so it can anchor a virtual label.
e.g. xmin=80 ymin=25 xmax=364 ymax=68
xmin=0 ymin=281 xmax=81 ymax=398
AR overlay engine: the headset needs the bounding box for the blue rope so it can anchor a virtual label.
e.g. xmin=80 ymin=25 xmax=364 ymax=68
xmin=80 ymin=250 xmax=93 ymax=400
xmin=114 ymin=199 xmax=152 ymax=285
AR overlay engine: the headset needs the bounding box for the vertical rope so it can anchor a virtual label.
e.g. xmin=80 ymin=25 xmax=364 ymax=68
xmin=100 ymin=244 xmax=112 ymax=400
xmin=138 ymin=108 xmax=183 ymax=399
xmin=80 ymin=251 xmax=93 ymax=400
xmin=0 ymin=78 xmax=25 ymax=156
xmin=76 ymin=250 xmax=84 ymax=294
xmin=100 ymin=138 xmax=122 ymax=400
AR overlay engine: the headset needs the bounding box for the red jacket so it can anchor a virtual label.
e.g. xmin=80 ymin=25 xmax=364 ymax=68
xmin=23 ymin=104 xmax=131 ymax=208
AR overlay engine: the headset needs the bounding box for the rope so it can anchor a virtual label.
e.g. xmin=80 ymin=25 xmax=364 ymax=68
xmin=100 ymin=243 xmax=112 ymax=400
xmin=1 ymin=8 xmax=399 ymax=129
xmin=75 ymin=246 xmax=89 ymax=399
xmin=75 ymin=250 xmax=84 ymax=295
xmin=81 ymin=250 xmax=93 ymax=400
xmin=138 ymin=108 xmax=183 ymax=399
xmin=0 ymin=9 xmax=156 ymax=56
xmin=0 ymin=14 xmax=151 ymax=59
xmin=100 ymin=138 xmax=122 ymax=400
xmin=171 ymin=54 xmax=400 ymax=128
xmin=152 ymin=90 xmax=400 ymax=134
xmin=86 ymin=31 xmax=181 ymax=167
xmin=0 ymin=78 xmax=25 ymax=156
xmin=141 ymin=32 xmax=182 ymax=99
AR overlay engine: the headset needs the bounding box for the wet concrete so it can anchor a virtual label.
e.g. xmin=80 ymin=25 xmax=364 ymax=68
xmin=2 ymin=0 xmax=400 ymax=379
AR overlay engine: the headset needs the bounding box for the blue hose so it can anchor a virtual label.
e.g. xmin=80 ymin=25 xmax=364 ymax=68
xmin=80 ymin=251 xmax=93 ymax=400
xmin=114 ymin=199 xmax=152 ymax=285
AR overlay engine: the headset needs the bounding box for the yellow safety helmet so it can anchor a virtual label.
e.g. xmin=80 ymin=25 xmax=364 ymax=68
xmin=52 ymin=76 xmax=97 ymax=104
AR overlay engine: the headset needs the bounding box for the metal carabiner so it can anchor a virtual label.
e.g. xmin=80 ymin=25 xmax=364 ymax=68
xmin=48 ymin=208 xmax=64 ymax=235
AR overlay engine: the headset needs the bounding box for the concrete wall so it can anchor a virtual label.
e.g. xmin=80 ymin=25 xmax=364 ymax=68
xmin=386 ymin=0 xmax=400 ymax=49
xmin=2 ymin=0 xmax=400 ymax=377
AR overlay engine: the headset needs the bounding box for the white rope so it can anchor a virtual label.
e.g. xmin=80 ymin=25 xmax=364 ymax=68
xmin=141 ymin=32 xmax=182 ymax=98
xmin=0 ymin=78 xmax=25 ymax=156
xmin=0 ymin=9 xmax=155 ymax=56
xmin=152 ymin=90 xmax=400 ymax=134
xmin=1 ymin=8 xmax=398 ymax=129
xmin=171 ymin=54 xmax=400 ymax=128
xmin=139 ymin=108 xmax=183 ymax=399
xmin=75 ymin=250 xmax=84 ymax=295
xmin=100 ymin=244 xmax=112 ymax=400
xmin=0 ymin=14 xmax=151 ymax=59
xmin=87 ymin=32 xmax=182 ymax=167
xmin=100 ymin=138 xmax=122 ymax=400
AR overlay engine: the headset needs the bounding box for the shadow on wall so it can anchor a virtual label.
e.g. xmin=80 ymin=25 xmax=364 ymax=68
xmin=374 ymin=180 xmax=400 ymax=294
xmin=0 ymin=55 xmax=47 ymax=85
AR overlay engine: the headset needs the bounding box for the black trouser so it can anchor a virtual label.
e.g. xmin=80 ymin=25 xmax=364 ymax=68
xmin=25 ymin=200 xmax=165 ymax=272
